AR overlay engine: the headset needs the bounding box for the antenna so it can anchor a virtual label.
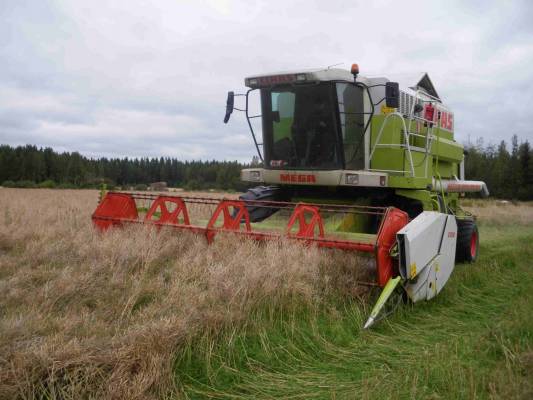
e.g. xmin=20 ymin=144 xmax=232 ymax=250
xmin=327 ymin=62 xmax=344 ymax=69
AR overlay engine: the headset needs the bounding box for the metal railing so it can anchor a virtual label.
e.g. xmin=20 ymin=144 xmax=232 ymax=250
xmin=368 ymin=90 xmax=440 ymax=178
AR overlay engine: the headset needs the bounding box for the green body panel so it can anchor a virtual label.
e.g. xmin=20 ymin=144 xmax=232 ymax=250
xmin=395 ymin=188 xmax=462 ymax=213
xmin=387 ymin=175 xmax=430 ymax=189
xmin=431 ymin=137 xmax=463 ymax=164
xmin=432 ymin=126 xmax=454 ymax=141
xmin=369 ymin=115 xmax=404 ymax=149
xmin=369 ymin=113 xmax=464 ymax=191
xmin=432 ymin=160 xmax=454 ymax=178
xmin=403 ymin=150 xmax=428 ymax=179
xmin=369 ymin=115 xmax=405 ymax=174
xmin=371 ymin=148 xmax=405 ymax=173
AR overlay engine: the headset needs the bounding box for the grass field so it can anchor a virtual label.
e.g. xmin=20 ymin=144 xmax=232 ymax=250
xmin=0 ymin=189 xmax=532 ymax=399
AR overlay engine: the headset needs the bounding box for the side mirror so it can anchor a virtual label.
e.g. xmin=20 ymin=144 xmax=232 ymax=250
xmin=385 ymin=82 xmax=400 ymax=109
xmin=271 ymin=111 xmax=280 ymax=123
xmin=223 ymin=91 xmax=234 ymax=123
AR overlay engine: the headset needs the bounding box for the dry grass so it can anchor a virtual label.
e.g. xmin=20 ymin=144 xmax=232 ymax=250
xmin=0 ymin=189 xmax=369 ymax=399
xmin=462 ymin=198 xmax=533 ymax=226
xmin=3 ymin=189 xmax=528 ymax=399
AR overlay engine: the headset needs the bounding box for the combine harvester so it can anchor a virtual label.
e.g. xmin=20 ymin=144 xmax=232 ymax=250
xmin=92 ymin=64 xmax=488 ymax=327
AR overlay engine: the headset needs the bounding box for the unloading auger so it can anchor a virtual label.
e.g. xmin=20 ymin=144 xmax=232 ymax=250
xmin=93 ymin=63 xmax=488 ymax=327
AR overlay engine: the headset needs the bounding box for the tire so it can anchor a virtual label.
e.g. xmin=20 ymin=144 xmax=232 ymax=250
xmin=455 ymin=218 xmax=479 ymax=263
xmin=238 ymin=186 xmax=282 ymax=222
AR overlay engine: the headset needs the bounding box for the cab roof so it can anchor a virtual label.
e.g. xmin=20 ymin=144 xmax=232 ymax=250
xmin=245 ymin=68 xmax=441 ymax=100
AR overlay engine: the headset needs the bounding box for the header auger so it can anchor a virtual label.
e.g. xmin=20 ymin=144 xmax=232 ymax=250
xmin=93 ymin=64 xmax=488 ymax=327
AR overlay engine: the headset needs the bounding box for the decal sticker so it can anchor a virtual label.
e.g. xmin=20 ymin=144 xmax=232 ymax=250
xmin=280 ymin=174 xmax=317 ymax=184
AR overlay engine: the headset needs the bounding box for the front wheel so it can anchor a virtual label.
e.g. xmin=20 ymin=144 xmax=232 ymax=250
xmin=455 ymin=218 xmax=479 ymax=263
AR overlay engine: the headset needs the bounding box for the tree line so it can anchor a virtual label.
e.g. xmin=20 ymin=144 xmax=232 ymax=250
xmin=464 ymin=135 xmax=532 ymax=200
xmin=0 ymin=144 xmax=249 ymax=191
xmin=0 ymin=137 xmax=532 ymax=199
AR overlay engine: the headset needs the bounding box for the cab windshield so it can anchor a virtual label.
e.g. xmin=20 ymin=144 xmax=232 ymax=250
xmin=260 ymin=82 xmax=365 ymax=170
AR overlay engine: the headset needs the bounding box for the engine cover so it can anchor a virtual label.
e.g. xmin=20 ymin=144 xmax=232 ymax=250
xmin=396 ymin=212 xmax=457 ymax=302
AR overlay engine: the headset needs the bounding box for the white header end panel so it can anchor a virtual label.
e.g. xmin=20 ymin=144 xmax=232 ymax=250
xmin=397 ymin=212 xmax=447 ymax=279
xmin=397 ymin=212 xmax=457 ymax=302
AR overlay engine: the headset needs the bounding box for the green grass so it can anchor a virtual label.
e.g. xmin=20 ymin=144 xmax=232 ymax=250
xmin=173 ymin=223 xmax=533 ymax=399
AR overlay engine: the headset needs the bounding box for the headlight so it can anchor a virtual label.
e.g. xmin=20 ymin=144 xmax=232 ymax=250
xmin=345 ymin=174 xmax=359 ymax=185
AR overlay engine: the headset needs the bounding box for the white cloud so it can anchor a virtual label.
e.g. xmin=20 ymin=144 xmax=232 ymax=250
xmin=0 ymin=0 xmax=532 ymax=162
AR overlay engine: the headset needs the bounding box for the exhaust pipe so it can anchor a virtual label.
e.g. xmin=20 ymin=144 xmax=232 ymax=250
xmin=432 ymin=178 xmax=489 ymax=198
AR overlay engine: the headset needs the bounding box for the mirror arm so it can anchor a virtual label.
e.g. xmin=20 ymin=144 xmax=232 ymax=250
xmin=373 ymin=97 xmax=386 ymax=106
xmin=223 ymin=92 xmax=247 ymax=123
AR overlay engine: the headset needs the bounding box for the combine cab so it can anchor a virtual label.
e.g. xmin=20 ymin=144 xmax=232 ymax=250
xmin=93 ymin=64 xmax=488 ymax=327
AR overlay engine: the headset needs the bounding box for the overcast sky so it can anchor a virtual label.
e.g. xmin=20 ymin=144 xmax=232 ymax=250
xmin=1 ymin=0 xmax=532 ymax=161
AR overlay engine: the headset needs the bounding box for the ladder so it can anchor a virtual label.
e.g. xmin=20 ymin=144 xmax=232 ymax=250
xmin=368 ymin=90 xmax=439 ymax=178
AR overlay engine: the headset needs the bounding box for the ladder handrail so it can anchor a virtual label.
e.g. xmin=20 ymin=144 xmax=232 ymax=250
xmin=369 ymin=112 xmax=415 ymax=177
xmin=369 ymin=89 xmax=443 ymax=179
xmin=408 ymin=90 xmax=441 ymax=180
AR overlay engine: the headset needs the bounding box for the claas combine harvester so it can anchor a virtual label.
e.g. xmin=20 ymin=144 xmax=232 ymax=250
xmin=92 ymin=64 xmax=489 ymax=327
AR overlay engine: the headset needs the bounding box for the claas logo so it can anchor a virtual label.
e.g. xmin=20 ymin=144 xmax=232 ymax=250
xmin=280 ymin=174 xmax=317 ymax=183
